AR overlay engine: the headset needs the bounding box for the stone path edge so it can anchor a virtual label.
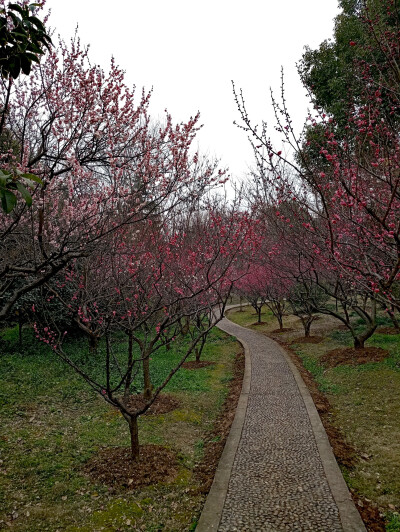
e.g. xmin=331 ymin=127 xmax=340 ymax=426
xmin=277 ymin=341 xmax=367 ymax=532
xmin=196 ymin=311 xmax=252 ymax=531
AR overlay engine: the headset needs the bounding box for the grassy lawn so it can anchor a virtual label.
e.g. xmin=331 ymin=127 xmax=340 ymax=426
xmin=0 ymin=326 xmax=240 ymax=531
xmin=227 ymin=306 xmax=400 ymax=531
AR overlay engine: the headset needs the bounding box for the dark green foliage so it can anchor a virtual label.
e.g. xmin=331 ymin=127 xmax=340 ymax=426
xmin=0 ymin=2 xmax=52 ymax=79
xmin=299 ymin=0 xmax=400 ymax=140
xmin=0 ymin=2 xmax=50 ymax=213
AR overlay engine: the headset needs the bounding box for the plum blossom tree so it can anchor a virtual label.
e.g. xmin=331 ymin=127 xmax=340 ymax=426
xmin=34 ymin=202 xmax=256 ymax=460
xmin=234 ymin=264 xmax=269 ymax=324
xmin=0 ymin=30 xmax=226 ymax=322
xmin=234 ymin=0 xmax=400 ymax=347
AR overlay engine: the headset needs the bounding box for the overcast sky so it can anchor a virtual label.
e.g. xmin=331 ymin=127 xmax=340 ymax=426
xmin=45 ymin=0 xmax=339 ymax=181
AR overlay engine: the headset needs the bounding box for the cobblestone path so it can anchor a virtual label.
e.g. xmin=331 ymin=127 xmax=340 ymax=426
xmin=215 ymin=316 xmax=346 ymax=532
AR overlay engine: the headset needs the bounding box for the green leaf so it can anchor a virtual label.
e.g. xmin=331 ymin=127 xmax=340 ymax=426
xmin=24 ymin=51 xmax=40 ymax=63
xmin=16 ymin=182 xmax=32 ymax=206
xmin=22 ymin=172 xmax=43 ymax=184
xmin=1 ymin=189 xmax=17 ymax=213
xmin=9 ymin=56 xmax=21 ymax=79
xmin=8 ymin=4 xmax=25 ymax=16
xmin=27 ymin=15 xmax=45 ymax=31
xmin=20 ymin=54 xmax=31 ymax=75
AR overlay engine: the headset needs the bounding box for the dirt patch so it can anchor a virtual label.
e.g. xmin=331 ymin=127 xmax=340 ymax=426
xmin=84 ymin=445 xmax=178 ymax=489
xmin=252 ymin=321 xmax=268 ymax=326
xmin=353 ymin=497 xmax=386 ymax=532
xmin=271 ymin=327 xmax=293 ymax=333
xmin=124 ymin=394 xmax=180 ymax=416
xmin=182 ymin=360 xmax=215 ymax=370
xmin=194 ymin=350 xmax=245 ymax=494
xmin=321 ymin=347 xmax=389 ymax=368
xmin=290 ymin=336 xmax=324 ymax=345
xmin=376 ymin=326 xmax=400 ymax=335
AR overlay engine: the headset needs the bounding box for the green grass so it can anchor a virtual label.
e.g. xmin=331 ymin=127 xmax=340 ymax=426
xmin=0 ymin=325 xmax=239 ymax=531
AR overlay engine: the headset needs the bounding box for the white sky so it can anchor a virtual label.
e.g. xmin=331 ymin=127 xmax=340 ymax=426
xmin=45 ymin=0 xmax=339 ymax=181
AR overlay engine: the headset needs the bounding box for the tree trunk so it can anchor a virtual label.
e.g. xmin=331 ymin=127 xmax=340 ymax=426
xmin=277 ymin=314 xmax=283 ymax=330
xmin=195 ymin=335 xmax=207 ymax=363
xmin=353 ymin=325 xmax=377 ymax=349
xmin=142 ymin=350 xmax=152 ymax=399
xmin=124 ymin=331 xmax=134 ymax=401
xmin=387 ymin=307 xmax=400 ymax=332
xmin=18 ymin=311 xmax=23 ymax=349
xmin=353 ymin=299 xmax=377 ymax=349
xmin=128 ymin=415 xmax=139 ymax=460
xmin=88 ymin=334 xmax=98 ymax=355
xmin=354 ymin=336 xmax=365 ymax=349
xmin=304 ymin=318 xmax=312 ymax=338
xmin=257 ymin=307 xmax=262 ymax=323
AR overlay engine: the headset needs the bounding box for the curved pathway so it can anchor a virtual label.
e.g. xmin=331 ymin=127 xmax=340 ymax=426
xmin=197 ymin=312 xmax=366 ymax=532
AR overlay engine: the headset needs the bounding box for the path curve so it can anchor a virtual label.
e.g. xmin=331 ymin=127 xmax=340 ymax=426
xmin=197 ymin=310 xmax=366 ymax=532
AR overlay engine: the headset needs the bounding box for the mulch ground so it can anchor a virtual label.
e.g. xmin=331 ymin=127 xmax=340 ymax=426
xmin=194 ymin=349 xmax=245 ymax=494
xmin=274 ymin=337 xmax=386 ymax=531
xmin=321 ymin=347 xmax=389 ymax=368
xmin=376 ymin=326 xmax=400 ymax=335
xmin=182 ymin=360 xmax=215 ymax=370
xmin=271 ymin=327 xmax=293 ymax=333
xmin=124 ymin=393 xmax=180 ymax=416
xmin=84 ymin=445 xmax=178 ymax=490
xmin=290 ymin=336 xmax=324 ymax=345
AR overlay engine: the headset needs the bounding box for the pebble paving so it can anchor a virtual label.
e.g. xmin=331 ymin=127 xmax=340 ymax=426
xmin=217 ymin=317 xmax=344 ymax=531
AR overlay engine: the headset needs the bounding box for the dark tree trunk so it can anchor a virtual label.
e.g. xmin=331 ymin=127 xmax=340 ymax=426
xmin=195 ymin=335 xmax=207 ymax=363
xmin=128 ymin=415 xmax=139 ymax=460
xmin=142 ymin=351 xmax=152 ymax=399
xmin=277 ymin=314 xmax=283 ymax=330
xmin=304 ymin=319 xmax=312 ymax=338
xmin=257 ymin=307 xmax=262 ymax=323
xmin=387 ymin=307 xmax=400 ymax=332
xmin=124 ymin=330 xmax=134 ymax=400
xmin=353 ymin=325 xmax=377 ymax=349
xmin=88 ymin=334 xmax=98 ymax=355
xmin=354 ymin=337 xmax=364 ymax=349
xmin=353 ymin=299 xmax=377 ymax=349
xmin=18 ymin=311 xmax=23 ymax=349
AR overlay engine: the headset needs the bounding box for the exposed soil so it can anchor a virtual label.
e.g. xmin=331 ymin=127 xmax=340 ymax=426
xmin=194 ymin=349 xmax=245 ymax=494
xmin=271 ymin=327 xmax=293 ymax=333
xmin=252 ymin=321 xmax=268 ymax=326
xmin=353 ymin=497 xmax=386 ymax=532
xmin=376 ymin=326 xmax=400 ymax=335
xmin=321 ymin=347 xmax=389 ymax=368
xmin=273 ymin=337 xmax=387 ymax=531
xmin=84 ymin=445 xmax=178 ymax=490
xmin=124 ymin=393 xmax=180 ymax=416
xmin=290 ymin=336 xmax=324 ymax=345
xmin=182 ymin=360 xmax=215 ymax=370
